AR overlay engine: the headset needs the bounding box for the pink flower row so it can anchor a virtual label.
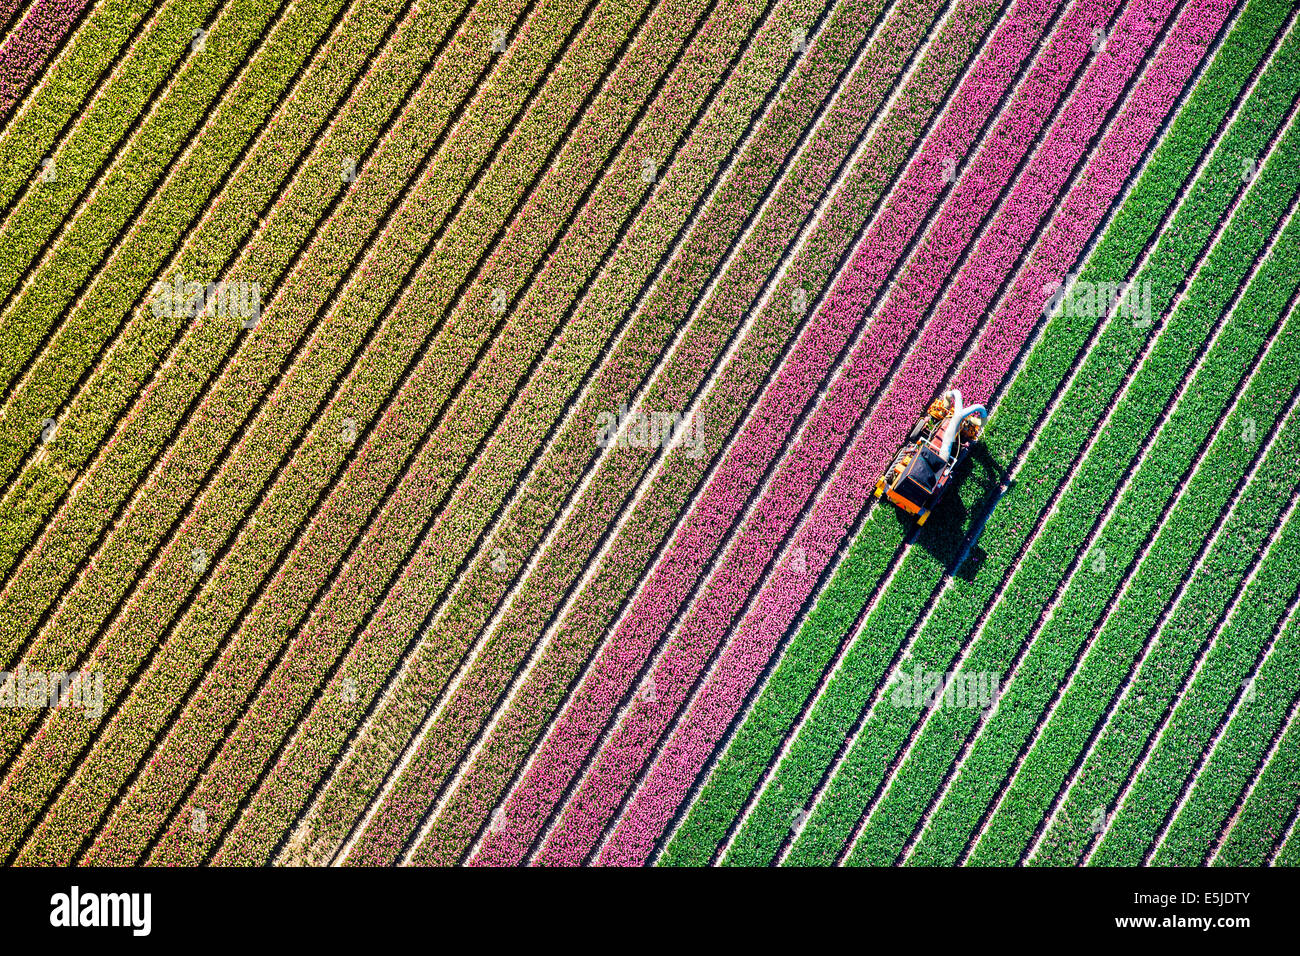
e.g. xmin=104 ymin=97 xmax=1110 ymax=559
xmin=0 ymin=0 xmax=85 ymax=118
xmin=595 ymin=0 xmax=1229 ymax=866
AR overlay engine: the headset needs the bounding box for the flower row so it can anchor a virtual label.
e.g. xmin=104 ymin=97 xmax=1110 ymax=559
xmin=1078 ymin=343 xmax=1300 ymax=865
xmin=0 ymin=0 xmax=463 ymax=761
xmin=0 ymin=0 xmax=268 ymax=474
xmin=212 ymin=0 xmax=786 ymax=867
xmin=1213 ymin=706 xmax=1300 ymax=865
xmin=35 ymin=0 xmax=650 ymax=865
xmin=0 ymin=0 xmax=373 ymax=644
xmin=820 ymin=0 xmax=1240 ymax=868
xmin=394 ymin=0 xmax=1012 ymax=868
xmin=0 ymin=0 xmax=87 ymax=119
xmin=1152 ymin=546 xmax=1300 ymax=864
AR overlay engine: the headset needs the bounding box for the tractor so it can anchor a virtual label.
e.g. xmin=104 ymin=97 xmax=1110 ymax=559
xmin=874 ymin=389 xmax=988 ymax=526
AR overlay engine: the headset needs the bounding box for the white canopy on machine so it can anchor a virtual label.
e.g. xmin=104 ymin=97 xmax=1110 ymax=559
xmin=937 ymin=389 xmax=987 ymax=462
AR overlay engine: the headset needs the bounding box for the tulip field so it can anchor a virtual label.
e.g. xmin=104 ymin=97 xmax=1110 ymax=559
xmin=0 ymin=0 xmax=1297 ymax=868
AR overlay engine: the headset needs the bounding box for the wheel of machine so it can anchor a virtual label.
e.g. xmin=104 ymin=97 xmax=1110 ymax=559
xmin=906 ymin=416 xmax=929 ymax=442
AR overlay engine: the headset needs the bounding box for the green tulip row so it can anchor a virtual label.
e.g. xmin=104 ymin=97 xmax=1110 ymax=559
xmin=1083 ymin=470 xmax=1300 ymax=863
xmin=910 ymin=110 xmax=1300 ymax=868
xmin=1213 ymin=689 xmax=1300 ymax=865
xmin=1120 ymin=483 xmax=1300 ymax=866
xmin=1151 ymin=574 xmax=1300 ymax=865
xmin=968 ymin=252 xmax=1300 ymax=865
xmin=1031 ymin=301 xmax=1300 ymax=866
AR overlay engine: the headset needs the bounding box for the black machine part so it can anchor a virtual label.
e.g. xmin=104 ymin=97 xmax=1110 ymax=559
xmin=892 ymin=444 xmax=946 ymax=509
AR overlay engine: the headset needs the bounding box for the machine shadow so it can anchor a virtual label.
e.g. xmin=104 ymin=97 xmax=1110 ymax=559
xmin=890 ymin=440 xmax=1012 ymax=582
